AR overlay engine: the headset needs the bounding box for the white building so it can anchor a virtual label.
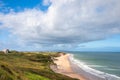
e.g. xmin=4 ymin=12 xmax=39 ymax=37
xmin=3 ymin=49 xmax=9 ymax=54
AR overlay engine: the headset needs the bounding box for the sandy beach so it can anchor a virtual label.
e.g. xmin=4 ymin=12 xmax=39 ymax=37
xmin=51 ymin=53 xmax=86 ymax=80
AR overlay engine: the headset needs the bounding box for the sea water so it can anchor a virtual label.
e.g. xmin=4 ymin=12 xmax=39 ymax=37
xmin=67 ymin=51 xmax=120 ymax=80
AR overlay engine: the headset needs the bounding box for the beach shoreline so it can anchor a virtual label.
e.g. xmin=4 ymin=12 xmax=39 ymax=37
xmin=67 ymin=53 xmax=120 ymax=80
xmin=51 ymin=53 xmax=87 ymax=80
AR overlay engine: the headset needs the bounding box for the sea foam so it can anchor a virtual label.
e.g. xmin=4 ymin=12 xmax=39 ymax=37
xmin=68 ymin=54 xmax=120 ymax=80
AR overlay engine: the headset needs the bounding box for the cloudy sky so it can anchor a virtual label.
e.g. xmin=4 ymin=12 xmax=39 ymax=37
xmin=0 ymin=0 xmax=120 ymax=51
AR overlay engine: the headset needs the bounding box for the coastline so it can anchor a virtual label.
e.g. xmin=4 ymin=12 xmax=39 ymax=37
xmin=68 ymin=53 xmax=120 ymax=80
xmin=51 ymin=53 xmax=86 ymax=80
xmin=51 ymin=53 xmax=120 ymax=80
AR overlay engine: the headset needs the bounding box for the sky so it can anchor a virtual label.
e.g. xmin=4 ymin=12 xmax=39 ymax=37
xmin=0 ymin=0 xmax=120 ymax=51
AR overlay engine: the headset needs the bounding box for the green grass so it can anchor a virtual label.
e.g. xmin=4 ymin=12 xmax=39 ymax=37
xmin=0 ymin=51 xmax=78 ymax=80
xmin=25 ymin=72 xmax=50 ymax=80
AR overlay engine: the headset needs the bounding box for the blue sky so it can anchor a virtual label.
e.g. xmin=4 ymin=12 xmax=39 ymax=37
xmin=76 ymin=34 xmax=120 ymax=52
xmin=0 ymin=0 xmax=50 ymax=12
xmin=0 ymin=0 xmax=120 ymax=51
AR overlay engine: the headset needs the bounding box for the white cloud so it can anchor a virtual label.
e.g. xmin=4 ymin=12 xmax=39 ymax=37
xmin=0 ymin=0 xmax=120 ymax=50
xmin=43 ymin=0 xmax=51 ymax=6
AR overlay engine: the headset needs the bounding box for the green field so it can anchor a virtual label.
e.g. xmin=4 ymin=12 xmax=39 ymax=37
xmin=0 ymin=51 xmax=78 ymax=80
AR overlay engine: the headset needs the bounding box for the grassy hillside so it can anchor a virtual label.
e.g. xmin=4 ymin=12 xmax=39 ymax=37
xmin=0 ymin=51 xmax=78 ymax=80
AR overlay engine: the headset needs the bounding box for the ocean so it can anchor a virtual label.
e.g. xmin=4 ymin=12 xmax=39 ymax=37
xmin=67 ymin=51 xmax=120 ymax=80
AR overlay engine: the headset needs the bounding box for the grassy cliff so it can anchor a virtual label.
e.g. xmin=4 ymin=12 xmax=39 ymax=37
xmin=0 ymin=51 xmax=78 ymax=80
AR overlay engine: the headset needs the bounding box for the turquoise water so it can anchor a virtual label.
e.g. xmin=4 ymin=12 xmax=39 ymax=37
xmin=68 ymin=51 xmax=120 ymax=77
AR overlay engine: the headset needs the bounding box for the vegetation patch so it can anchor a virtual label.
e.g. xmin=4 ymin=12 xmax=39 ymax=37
xmin=25 ymin=72 xmax=50 ymax=80
xmin=0 ymin=51 xmax=78 ymax=80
